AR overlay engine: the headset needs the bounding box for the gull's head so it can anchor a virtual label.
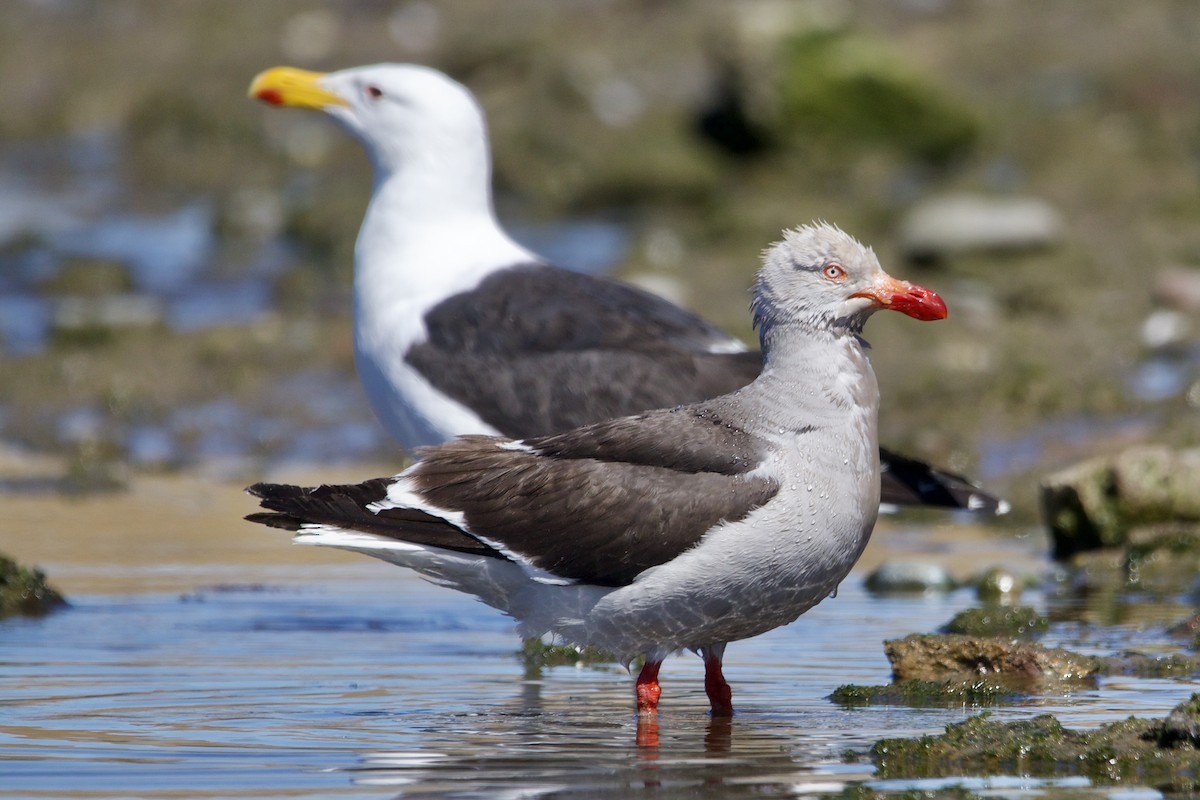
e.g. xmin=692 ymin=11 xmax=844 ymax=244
xmin=752 ymin=222 xmax=946 ymax=342
xmin=249 ymin=63 xmax=489 ymax=176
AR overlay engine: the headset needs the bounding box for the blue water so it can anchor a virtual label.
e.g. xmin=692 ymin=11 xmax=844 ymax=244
xmin=0 ymin=132 xmax=634 ymax=472
xmin=1 ymin=548 xmax=1194 ymax=799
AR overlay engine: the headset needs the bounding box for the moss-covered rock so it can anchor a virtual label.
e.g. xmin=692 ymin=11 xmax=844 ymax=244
xmin=38 ymin=257 xmax=135 ymax=296
xmin=1100 ymin=651 xmax=1200 ymax=680
xmin=1040 ymin=446 xmax=1200 ymax=559
xmin=774 ymin=28 xmax=979 ymax=165
xmin=834 ymin=637 xmax=1200 ymax=711
xmin=1148 ymin=692 xmax=1200 ymax=748
xmin=972 ymin=567 xmax=1025 ymax=603
xmin=831 ymin=678 xmax=1019 ymax=708
xmin=873 ymin=693 xmax=1200 ymax=793
xmin=885 ymin=634 xmax=1099 ymax=693
xmin=1123 ymin=523 xmax=1200 ymax=590
xmin=0 ymin=554 xmax=67 ymax=618
xmin=943 ymin=606 xmax=1049 ymax=638
xmin=1057 ymin=521 xmax=1200 ymax=597
xmin=816 ymin=783 xmax=985 ymax=800
xmin=864 ymin=561 xmax=955 ymax=594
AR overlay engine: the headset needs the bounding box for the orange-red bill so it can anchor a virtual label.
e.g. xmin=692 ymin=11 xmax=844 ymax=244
xmin=851 ymin=275 xmax=947 ymax=321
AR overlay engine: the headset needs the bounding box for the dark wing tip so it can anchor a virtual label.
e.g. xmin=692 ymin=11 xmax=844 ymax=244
xmin=246 ymin=482 xmax=305 ymax=501
xmin=242 ymin=477 xmax=502 ymax=558
xmin=879 ymin=450 xmax=1008 ymax=515
xmin=244 ymin=511 xmax=305 ymax=531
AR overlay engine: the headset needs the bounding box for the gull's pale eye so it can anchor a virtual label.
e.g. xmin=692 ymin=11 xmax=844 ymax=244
xmin=364 ymin=84 xmax=384 ymax=100
xmin=822 ymin=263 xmax=847 ymax=281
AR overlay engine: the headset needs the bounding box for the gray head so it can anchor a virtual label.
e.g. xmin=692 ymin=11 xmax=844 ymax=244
xmin=751 ymin=222 xmax=946 ymax=348
xmin=249 ymin=63 xmax=489 ymax=179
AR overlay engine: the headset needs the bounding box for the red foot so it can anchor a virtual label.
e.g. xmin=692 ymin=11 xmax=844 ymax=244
xmin=703 ymin=650 xmax=733 ymax=717
xmin=635 ymin=660 xmax=662 ymax=714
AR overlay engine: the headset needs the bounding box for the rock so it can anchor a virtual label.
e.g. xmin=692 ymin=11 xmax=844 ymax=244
xmin=943 ymin=606 xmax=1049 ymax=638
xmin=52 ymin=294 xmax=164 ymax=336
xmin=1102 ymin=651 xmax=1200 ymax=680
xmin=773 ymin=29 xmax=979 ymax=164
xmin=1115 ymin=449 xmax=1200 ymax=519
xmin=874 ymin=714 xmax=1086 ymax=780
xmin=884 ymin=633 xmax=1099 ymax=692
xmin=1167 ymin=612 xmax=1200 ymax=642
xmin=871 ymin=699 xmax=1200 ymax=792
xmin=1124 ymin=523 xmax=1200 ymax=592
xmin=1056 ymin=541 xmax=1200 ymax=597
xmin=1040 ymin=457 xmax=1125 ymax=557
xmin=974 ymin=567 xmax=1024 ymax=602
xmin=0 ymin=553 xmax=67 ymax=618
xmin=1148 ymin=693 xmax=1200 ymax=748
xmin=897 ymin=193 xmax=1063 ymax=262
xmin=1040 ymin=446 xmax=1200 ymax=559
xmin=1141 ymin=308 xmax=1192 ymax=351
xmin=38 ymin=256 xmax=134 ymax=296
xmin=1155 ymin=267 xmax=1200 ymax=314
xmin=864 ymin=561 xmax=955 ymax=594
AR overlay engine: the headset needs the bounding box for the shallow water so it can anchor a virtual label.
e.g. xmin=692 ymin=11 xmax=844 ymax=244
xmin=1 ymin=486 xmax=1196 ymax=799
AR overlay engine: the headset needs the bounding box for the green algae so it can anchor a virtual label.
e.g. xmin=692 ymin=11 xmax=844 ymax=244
xmin=1041 ymin=447 xmax=1200 ymax=560
xmin=1101 ymin=651 xmax=1200 ymax=680
xmin=818 ymin=784 xmax=985 ymax=800
xmin=943 ymin=606 xmax=1050 ymax=638
xmin=519 ymin=638 xmax=617 ymax=670
xmin=775 ymin=28 xmax=979 ymax=165
xmin=830 ymin=678 xmax=1019 ymax=708
xmin=0 ymin=554 xmax=67 ymax=618
xmin=872 ymin=694 xmax=1200 ymax=793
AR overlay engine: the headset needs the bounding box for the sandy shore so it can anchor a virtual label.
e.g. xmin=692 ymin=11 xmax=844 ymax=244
xmin=1 ymin=449 xmax=1046 ymax=597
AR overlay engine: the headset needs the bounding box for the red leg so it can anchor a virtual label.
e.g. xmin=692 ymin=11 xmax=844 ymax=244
xmin=701 ymin=644 xmax=733 ymax=717
xmin=635 ymin=660 xmax=662 ymax=714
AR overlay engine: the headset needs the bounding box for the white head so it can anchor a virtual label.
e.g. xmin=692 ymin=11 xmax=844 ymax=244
xmin=249 ymin=64 xmax=491 ymax=192
xmin=751 ymin=222 xmax=946 ymax=348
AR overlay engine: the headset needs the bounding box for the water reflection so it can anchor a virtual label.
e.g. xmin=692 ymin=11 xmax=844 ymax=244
xmin=349 ymin=709 xmax=866 ymax=796
xmin=2 ymin=553 xmax=1196 ymax=798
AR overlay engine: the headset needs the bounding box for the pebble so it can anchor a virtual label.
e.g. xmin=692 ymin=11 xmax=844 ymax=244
xmin=864 ymin=561 xmax=955 ymax=594
xmin=975 ymin=567 xmax=1022 ymax=602
xmin=897 ymin=193 xmax=1063 ymax=261
xmin=1141 ymin=308 xmax=1192 ymax=351
xmin=52 ymin=294 xmax=163 ymax=332
xmin=1155 ymin=267 xmax=1200 ymax=313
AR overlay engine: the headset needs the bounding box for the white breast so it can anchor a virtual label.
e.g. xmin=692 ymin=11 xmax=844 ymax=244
xmin=352 ymin=203 xmax=536 ymax=451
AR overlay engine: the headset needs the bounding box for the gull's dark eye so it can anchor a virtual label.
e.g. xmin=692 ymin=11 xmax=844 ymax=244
xmin=365 ymin=84 xmax=384 ymax=100
xmin=822 ymin=263 xmax=847 ymax=281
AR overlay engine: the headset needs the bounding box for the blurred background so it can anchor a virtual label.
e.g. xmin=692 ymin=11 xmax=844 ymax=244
xmin=1 ymin=0 xmax=1198 ymax=521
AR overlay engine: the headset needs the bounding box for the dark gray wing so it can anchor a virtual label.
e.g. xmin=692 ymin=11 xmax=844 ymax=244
xmin=247 ymin=412 xmax=779 ymax=588
xmin=403 ymin=407 xmax=779 ymax=586
xmin=404 ymin=264 xmax=762 ymax=436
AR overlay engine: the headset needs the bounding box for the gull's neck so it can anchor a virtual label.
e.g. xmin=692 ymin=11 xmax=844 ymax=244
xmin=739 ymin=321 xmax=879 ymax=439
xmin=365 ymin=136 xmax=494 ymax=222
xmin=355 ymin=155 xmax=537 ymax=307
